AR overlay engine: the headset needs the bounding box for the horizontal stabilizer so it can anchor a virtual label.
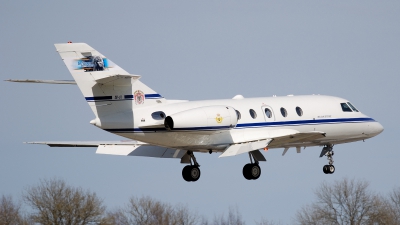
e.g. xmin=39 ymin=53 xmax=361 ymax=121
xmin=219 ymin=139 xmax=272 ymax=157
xmin=5 ymin=79 xmax=76 ymax=84
xmin=92 ymin=73 xmax=141 ymax=84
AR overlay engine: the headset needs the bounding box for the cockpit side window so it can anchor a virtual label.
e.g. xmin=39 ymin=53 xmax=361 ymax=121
xmin=347 ymin=102 xmax=359 ymax=112
xmin=340 ymin=103 xmax=353 ymax=112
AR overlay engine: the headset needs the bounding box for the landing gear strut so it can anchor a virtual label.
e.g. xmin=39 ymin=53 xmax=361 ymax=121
xmin=243 ymin=152 xmax=261 ymax=180
xmin=320 ymin=145 xmax=335 ymax=174
xmin=182 ymin=151 xmax=201 ymax=182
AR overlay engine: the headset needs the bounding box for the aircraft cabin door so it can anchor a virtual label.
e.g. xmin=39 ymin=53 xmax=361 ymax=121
xmin=261 ymin=106 xmax=275 ymax=122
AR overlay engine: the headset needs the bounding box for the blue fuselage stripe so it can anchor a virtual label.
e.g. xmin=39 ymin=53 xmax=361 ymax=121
xmin=104 ymin=117 xmax=376 ymax=133
xmin=85 ymin=94 xmax=163 ymax=102
xmin=85 ymin=96 xmax=112 ymax=101
xmin=235 ymin=117 xmax=374 ymax=128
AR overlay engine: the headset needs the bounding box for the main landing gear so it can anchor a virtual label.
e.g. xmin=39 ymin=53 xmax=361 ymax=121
xmin=320 ymin=145 xmax=335 ymax=174
xmin=243 ymin=152 xmax=261 ymax=180
xmin=182 ymin=151 xmax=201 ymax=182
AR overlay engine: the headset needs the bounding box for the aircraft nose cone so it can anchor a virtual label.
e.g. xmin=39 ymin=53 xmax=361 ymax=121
xmin=375 ymin=122 xmax=384 ymax=134
xmin=370 ymin=121 xmax=384 ymax=136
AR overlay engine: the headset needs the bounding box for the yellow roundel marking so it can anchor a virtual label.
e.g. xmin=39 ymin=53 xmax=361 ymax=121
xmin=215 ymin=114 xmax=223 ymax=123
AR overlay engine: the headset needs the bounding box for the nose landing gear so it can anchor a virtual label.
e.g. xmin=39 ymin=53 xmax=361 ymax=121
xmin=320 ymin=145 xmax=335 ymax=174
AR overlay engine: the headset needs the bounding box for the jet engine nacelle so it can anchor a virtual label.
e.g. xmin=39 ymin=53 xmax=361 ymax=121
xmin=164 ymin=106 xmax=238 ymax=131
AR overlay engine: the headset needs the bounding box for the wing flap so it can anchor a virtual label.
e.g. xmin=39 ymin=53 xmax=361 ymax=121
xmin=219 ymin=139 xmax=272 ymax=158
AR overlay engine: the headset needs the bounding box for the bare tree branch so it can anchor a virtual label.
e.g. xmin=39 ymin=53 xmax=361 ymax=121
xmin=295 ymin=178 xmax=393 ymax=225
xmin=0 ymin=195 xmax=22 ymax=225
xmin=212 ymin=206 xmax=245 ymax=225
xmin=107 ymin=196 xmax=199 ymax=225
xmin=23 ymin=178 xmax=107 ymax=225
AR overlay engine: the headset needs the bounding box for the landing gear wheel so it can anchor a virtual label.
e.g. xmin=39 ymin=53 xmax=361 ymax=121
xmin=320 ymin=145 xmax=335 ymax=175
xmin=322 ymin=165 xmax=335 ymax=174
xmin=182 ymin=165 xmax=201 ymax=182
xmin=181 ymin=151 xmax=201 ymax=182
xmin=243 ymin=163 xmax=261 ymax=180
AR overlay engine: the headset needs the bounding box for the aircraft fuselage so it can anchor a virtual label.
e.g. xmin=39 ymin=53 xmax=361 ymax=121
xmin=100 ymin=95 xmax=383 ymax=152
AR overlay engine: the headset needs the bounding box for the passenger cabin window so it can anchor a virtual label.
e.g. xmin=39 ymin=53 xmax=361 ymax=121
xmin=280 ymin=107 xmax=287 ymax=117
xmin=249 ymin=109 xmax=257 ymax=119
xmin=340 ymin=103 xmax=353 ymax=112
xmin=296 ymin=107 xmax=303 ymax=116
xmin=347 ymin=102 xmax=359 ymax=112
xmin=235 ymin=110 xmax=241 ymax=120
xmin=264 ymin=108 xmax=272 ymax=118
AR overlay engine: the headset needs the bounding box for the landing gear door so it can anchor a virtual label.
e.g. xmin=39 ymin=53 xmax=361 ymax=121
xmin=261 ymin=106 xmax=275 ymax=122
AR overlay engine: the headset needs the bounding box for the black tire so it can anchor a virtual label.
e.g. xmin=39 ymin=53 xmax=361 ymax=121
xmin=182 ymin=165 xmax=192 ymax=182
xmin=323 ymin=165 xmax=329 ymax=174
xmin=189 ymin=166 xmax=201 ymax=182
xmin=249 ymin=164 xmax=261 ymax=180
xmin=242 ymin=164 xmax=252 ymax=180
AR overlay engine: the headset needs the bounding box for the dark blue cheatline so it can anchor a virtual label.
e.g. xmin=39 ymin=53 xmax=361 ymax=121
xmin=145 ymin=94 xmax=163 ymax=99
xmin=105 ymin=125 xmax=233 ymax=133
xmin=104 ymin=117 xmax=376 ymax=134
xmin=235 ymin=117 xmax=375 ymax=129
xmin=85 ymin=96 xmax=112 ymax=102
xmin=85 ymin=93 xmax=163 ymax=102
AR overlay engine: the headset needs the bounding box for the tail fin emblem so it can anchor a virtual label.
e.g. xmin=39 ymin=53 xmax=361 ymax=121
xmin=75 ymin=55 xmax=109 ymax=72
xmin=134 ymin=90 xmax=145 ymax=105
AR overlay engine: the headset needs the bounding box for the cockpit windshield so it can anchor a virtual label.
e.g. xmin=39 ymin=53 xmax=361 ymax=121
xmin=347 ymin=102 xmax=359 ymax=112
xmin=340 ymin=103 xmax=353 ymax=112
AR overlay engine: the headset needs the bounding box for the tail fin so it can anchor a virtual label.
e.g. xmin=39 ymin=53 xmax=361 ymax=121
xmin=55 ymin=43 xmax=165 ymax=118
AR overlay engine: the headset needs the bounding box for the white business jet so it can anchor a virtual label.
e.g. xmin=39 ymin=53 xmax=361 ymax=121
xmin=7 ymin=43 xmax=384 ymax=182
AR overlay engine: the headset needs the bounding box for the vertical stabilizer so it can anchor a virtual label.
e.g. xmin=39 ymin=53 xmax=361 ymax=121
xmin=55 ymin=43 xmax=165 ymax=120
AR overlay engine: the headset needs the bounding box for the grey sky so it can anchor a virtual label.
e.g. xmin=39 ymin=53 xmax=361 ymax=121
xmin=1 ymin=1 xmax=399 ymax=223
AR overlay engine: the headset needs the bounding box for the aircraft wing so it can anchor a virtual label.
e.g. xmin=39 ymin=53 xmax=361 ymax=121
xmin=219 ymin=130 xmax=326 ymax=158
xmin=29 ymin=130 xmax=326 ymax=159
xmin=267 ymin=131 xmax=326 ymax=148
xmin=27 ymin=141 xmax=186 ymax=159
xmin=219 ymin=139 xmax=272 ymax=158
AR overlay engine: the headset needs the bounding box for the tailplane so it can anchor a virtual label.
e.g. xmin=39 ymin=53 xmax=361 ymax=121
xmin=55 ymin=43 xmax=165 ymax=118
